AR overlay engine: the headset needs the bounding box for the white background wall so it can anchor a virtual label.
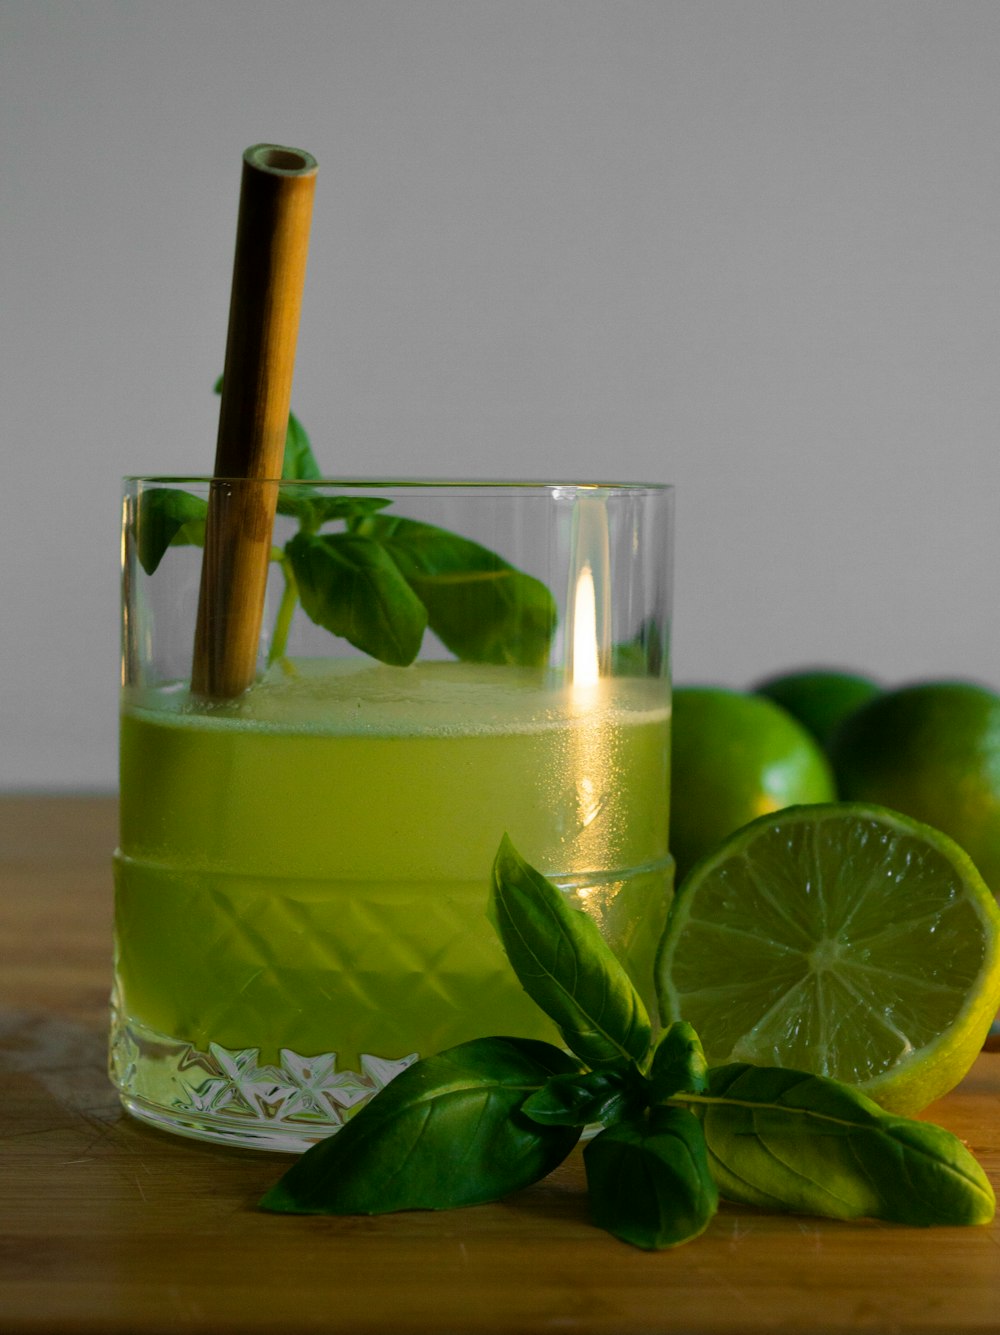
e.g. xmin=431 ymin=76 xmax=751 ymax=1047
xmin=2 ymin=0 xmax=998 ymax=790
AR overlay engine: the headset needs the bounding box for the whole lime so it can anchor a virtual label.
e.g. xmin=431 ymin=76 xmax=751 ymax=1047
xmin=670 ymin=686 xmax=836 ymax=884
xmin=830 ymin=680 xmax=1000 ymax=897
xmin=754 ymin=667 xmax=882 ymax=750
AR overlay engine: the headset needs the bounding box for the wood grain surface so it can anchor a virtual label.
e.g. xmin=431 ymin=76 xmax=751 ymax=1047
xmin=1 ymin=795 xmax=998 ymax=1334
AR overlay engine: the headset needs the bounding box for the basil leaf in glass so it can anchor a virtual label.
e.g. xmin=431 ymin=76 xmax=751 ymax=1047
xmin=260 ymin=1037 xmax=582 ymax=1215
xmin=282 ymin=409 xmax=321 ymax=480
xmin=491 ymin=836 xmax=652 ymax=1071
xmin=350 ymin=514 xmax=557 ymax=667
xmin=647 ymin=1021 xmax=709 ymax=1102
xmin=584 ymin=1106 xmax=718 ymax=1249
xmin=286 ymin=531 xmax=428 ymax=666
xmin=135 ymin=487 xmax=208 ymax=575
xmin=610 ymin=617 xmax=665 ymax=677
xmin=276 ymin=490 xmax=391 ymax=530
xmin=194 ymin=388 xmax=561 ymax=669
xmin=691 ymin=1064 xmax=996 ymax=1226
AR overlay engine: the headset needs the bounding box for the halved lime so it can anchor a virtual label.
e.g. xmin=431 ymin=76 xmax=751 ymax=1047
xmin=655 ymin=803 xmax=1000 ymax=1114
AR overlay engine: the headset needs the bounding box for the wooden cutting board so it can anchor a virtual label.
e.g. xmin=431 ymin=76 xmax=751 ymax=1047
xmin=1 ymin=795 xmax=997 ymax=1334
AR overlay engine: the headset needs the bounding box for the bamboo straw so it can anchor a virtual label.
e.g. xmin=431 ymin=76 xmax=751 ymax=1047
xmin=191 ymin=144 xmax=318 ymax=698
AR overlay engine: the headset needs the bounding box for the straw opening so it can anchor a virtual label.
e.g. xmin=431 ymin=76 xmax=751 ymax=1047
xmin=246 ymin=144 xmax=317 ymax=175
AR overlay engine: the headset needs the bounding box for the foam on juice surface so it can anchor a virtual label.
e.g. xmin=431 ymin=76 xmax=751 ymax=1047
xmin=125 ymin=658 xmax=669 ymax=736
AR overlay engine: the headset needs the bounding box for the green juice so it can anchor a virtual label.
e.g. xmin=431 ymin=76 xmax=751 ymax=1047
xmin=113 ymin=659 xmax=671 ymax=1147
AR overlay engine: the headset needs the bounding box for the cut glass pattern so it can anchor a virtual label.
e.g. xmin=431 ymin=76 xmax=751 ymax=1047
xmin=110 ymin=998 xmax=418 ymax=1149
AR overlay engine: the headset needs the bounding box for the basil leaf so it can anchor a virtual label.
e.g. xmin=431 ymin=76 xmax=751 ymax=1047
xmin=276 ymin=490 xmax=391 ymax=530
xmin=584 ymin=1107 xmax=718 ymax=1249
xmin=350 ymin=514 xmax=557 ymax=667
xmin=286 ymin=531 xmax=427 ymax=666
xmin=135 ymin=487 xmax=208 ymax=575
xmin=690 ymin=1064 xmax=995 ymax=1227
xmin=259 ymin=1037 xmax=581 ymax=1215
xmin=611 ymin=617 xmax=665 ymax=677
xmin=491 ymin=836 xmax=652 ymax=1071
xmin=282 ymin=409 xmax=320 ymax=480
xmin=648 ymin=1021 xmax=709 ymax=1101
xmin=522 ymin=1069 xmax=636 ymax=1128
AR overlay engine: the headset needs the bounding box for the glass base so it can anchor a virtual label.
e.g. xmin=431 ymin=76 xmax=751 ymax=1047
xmin=109 ymin=992 xmax=418 ymax=1153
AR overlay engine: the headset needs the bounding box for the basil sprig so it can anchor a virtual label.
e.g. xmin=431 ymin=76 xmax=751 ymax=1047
xmin=132 ymin=400 xmax=557 ymax=669
xmin=260 ymin=838 xmax=995 ymax=1249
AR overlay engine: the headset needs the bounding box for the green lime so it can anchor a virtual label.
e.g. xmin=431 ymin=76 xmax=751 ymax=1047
xmin=829 ymin=680 xmax=1000 ymax=896
xmin=656 ymin=803 xmax=1000 ymax=1114
xmin=754 ymin=667 xmax=882 ymax=749
xmin=670 ymin=687 xmax=835 ymax=884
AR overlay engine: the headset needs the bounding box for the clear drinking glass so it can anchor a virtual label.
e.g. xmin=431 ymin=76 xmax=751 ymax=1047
xmin=111 ymin=478 xmax=674 ymax=1151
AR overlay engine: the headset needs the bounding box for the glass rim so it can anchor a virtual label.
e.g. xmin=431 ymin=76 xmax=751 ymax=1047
xmin=122 ymin=475 xmax=673 ymax=496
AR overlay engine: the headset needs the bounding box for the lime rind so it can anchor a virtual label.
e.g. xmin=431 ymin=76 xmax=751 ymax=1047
xmin=655 ymin=802 xmax=1000 ymax=1114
